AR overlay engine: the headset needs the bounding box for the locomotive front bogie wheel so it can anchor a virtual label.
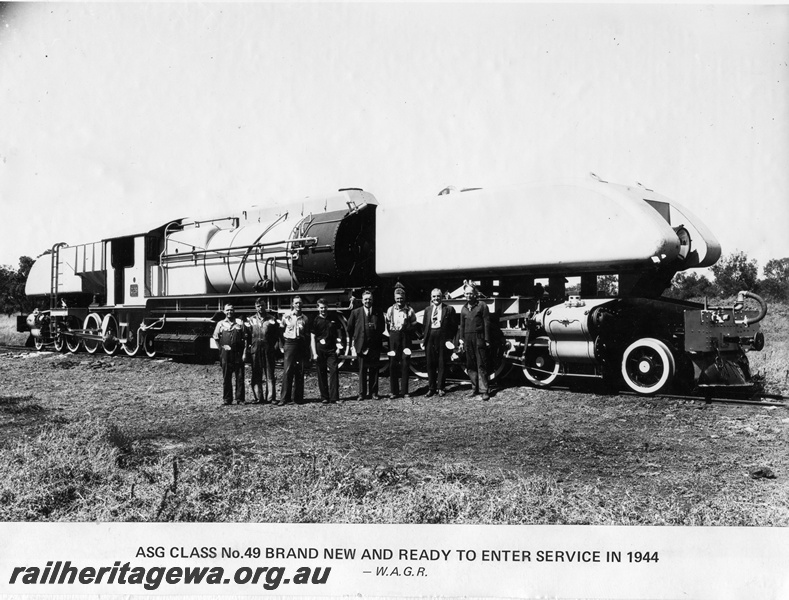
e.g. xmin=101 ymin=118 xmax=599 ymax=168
xmin=82 ymin=313 xmax=103 ymax=354
xmin=33 ymin=336 xmax=45 ymax=351
xmin=522 ymin=337 xmax=560 ymax=387
xmin=620 ymin=338 xmax=676 ymax=395
xmin=101 ymin=314 xmax=120 ymax=356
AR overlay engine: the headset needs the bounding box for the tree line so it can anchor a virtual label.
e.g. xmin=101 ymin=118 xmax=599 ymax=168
xmin=665 ymin=252 xmax=789 ymax=301
xmin=0 ymin=256 xmax=36 ymax=315
xmin=1 ymin=251 xmax=787 ymax=316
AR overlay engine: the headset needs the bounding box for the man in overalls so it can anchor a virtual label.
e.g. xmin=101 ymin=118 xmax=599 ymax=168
xmin=212 ymin=303 xmax=247 ymax=405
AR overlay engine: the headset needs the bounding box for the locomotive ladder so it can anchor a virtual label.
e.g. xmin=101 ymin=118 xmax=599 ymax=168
xmin=49 ymin=243 xmax=67 ymax=310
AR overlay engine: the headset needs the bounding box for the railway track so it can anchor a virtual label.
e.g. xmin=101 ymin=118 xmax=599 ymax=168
xmin=4 ymin=342 xmax=786 ymax=408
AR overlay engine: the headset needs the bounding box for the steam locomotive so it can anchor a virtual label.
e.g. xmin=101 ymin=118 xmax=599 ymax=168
xmin=20 ymin=174 xmax=767 ymax=395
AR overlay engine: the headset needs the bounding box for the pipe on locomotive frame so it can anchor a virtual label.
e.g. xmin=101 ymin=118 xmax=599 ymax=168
xmin=159 ymin=237 xmax=319 ymax=264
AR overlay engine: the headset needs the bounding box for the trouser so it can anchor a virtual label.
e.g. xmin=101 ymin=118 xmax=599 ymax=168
xmin=316 ymin=351 xmax=339 ymax=402
xmin=250 ymin=342 xmax=277 ymax=402
xmin=220 ymin=350 xmax=245 ymax=403
xmin=281 ymin=339 xmax=306 ymax=403
xmin=388 ymin=330 xmax=410 ymax=396
xmin=425 ymin=332 xmax=448 ymax=392
xmin=357 ymin=347 xmax=380 ymax=398
xmin=464 ymin=333 xmax=489 ymax=394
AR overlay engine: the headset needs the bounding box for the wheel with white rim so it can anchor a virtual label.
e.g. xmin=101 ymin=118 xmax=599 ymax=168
xmin=83 ymin=313 xmax=102 ymax=354
xmin=143 ymin=331 xmax=157 ymax=358
xmin=123 ymin=327 xmax=141 ymax=357
xmin=333 ymin=314 xmax=350 ymax=370
xmin=53 ymin=333 xmax=66 ymax=352
xmin=101 ymin=314 xmax=120 ymax=356
xmin=66 ymin=333 xmax=82 ymax=353
xmin=522 ymin=336 xmax=560 ymax=387
xmin=620 ymin=338 xmax=676 ymax=395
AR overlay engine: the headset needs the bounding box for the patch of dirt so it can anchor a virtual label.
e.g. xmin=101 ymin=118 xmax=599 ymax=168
xmin=1 ymin=349 xmax=788 ymax=519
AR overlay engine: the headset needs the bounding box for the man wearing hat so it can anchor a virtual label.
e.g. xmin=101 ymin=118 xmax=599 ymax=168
xmin=212 ymin=303 xmax=247 ymax=405
xmin=385 ymin=285 xmax=417 ymax=398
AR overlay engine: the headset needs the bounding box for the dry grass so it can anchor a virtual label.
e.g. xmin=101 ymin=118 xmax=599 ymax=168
xmin=748 ymin=301 xmax=789 ymax=395
xmin=1 ymin=302 xmax=787 ymax=524
xmin=0 ymin=314 xmax=28 ymax=346
xmin=2 ymin=417 xmax=786 ymax=525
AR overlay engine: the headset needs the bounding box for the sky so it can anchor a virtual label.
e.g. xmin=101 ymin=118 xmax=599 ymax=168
xmin=0 ymin=2 xmax=787 ymax=275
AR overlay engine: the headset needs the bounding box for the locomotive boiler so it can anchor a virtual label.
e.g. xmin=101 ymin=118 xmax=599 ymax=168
xmin=20 ymin=175 xmax=767 ymax=395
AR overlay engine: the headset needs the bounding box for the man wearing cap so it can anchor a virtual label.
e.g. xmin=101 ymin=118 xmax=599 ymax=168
xmin=311 ymin=298 xmax=343 ymax=404
xmin=346 ymin=290 xmax=385 ymax=400
xmin=458 ymin=284 xmax=491 ymax=401
xmin=279 ymin=296 xmax=310 ymax=405
xmin=246 ymin=297 xmax=281 ymax=404
xmin=385 ymin=286 xmax=417 ymax=398
xmin=212 ymin=303 xmax=247 ymax=405
xmin=421 ymin=288 xmax=458 ymax=397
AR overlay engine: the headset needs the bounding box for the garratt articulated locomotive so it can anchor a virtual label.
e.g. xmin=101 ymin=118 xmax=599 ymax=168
xmin=20 ymin=175 xmax=767 ymax=395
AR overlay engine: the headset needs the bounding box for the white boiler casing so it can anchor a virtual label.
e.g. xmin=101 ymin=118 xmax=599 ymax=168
xmin=375 ymin=179 xmax=721 ymax=278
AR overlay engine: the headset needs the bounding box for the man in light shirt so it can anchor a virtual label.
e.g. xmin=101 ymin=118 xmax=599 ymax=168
xmin=385 ymin=286 xmax=417 ymax=398
xmin=279 ymin=296 xmax=310 ymax=405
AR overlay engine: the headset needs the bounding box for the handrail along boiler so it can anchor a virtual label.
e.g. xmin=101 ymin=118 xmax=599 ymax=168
xmin=21 ymin=176 xmax=767 ymax=395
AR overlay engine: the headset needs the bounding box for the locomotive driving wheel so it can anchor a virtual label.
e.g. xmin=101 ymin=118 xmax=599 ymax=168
xmin=407 ymin=322 xmax=428 ymax=378
xmin=521 ymin=336 xmax=560 ymax=387
xmin=334 ymin=314 xmax=350 ymax=370
xmin=143 ymin=332 xmax=157 ymax=358
xmin=82 ymin=313 xmax=102 ymax=354
xmin=61 ymin=315 xmax=83 ymax=353
xmin=123 ymin=328 xmax=140 ymax=356
xmin=53 ymin=333 xmax=66 ymax=352
xmin=101 ymin=314 xmax=120 ymax=356
xmin=620 ymin=338 xmax=675 ymax=395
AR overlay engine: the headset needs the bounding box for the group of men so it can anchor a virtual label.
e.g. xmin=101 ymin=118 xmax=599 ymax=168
xmin=211 ymin=283 xmax=493 ymax=406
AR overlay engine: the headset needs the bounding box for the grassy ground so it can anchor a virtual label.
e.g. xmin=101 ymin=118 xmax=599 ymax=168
xmin=747 ymin=300 xmax=789 ymax=395
xmin=1 ymin=350 xmax=787 ymax=524
xmin=1 ymin=303 xmax=786 ymax=524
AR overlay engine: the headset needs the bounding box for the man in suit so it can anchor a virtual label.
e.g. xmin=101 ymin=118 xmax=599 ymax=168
xmin=421 ymin=288 xmax=458 ymax=397
xmin=346 ymin=290 xmax=385 ymax=400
